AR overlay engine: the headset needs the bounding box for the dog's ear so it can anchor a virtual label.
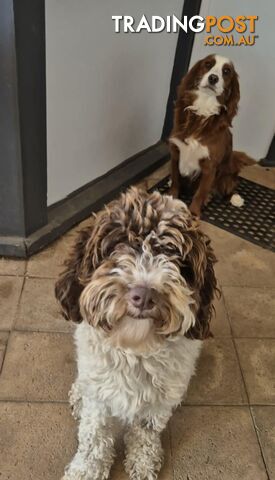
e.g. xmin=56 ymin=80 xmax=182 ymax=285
xmin=178 ymin=58 xmax=204 ymax=95
xmin=225 ymin=70 xmax=240 ymax=125
xmin=181 ymin=230 xmax=218 ymax=340
xmin=55 ymin=203 xmax=129 ymax=323
xmin=55 ymin=224 xmax=95 ymax=323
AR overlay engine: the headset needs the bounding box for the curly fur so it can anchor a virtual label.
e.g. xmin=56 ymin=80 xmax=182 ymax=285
xmin=55 ymin=188 xmax=218 ymax=480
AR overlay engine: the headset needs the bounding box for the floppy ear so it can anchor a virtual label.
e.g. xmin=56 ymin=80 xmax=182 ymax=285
xmin=55 ymin=224 xmax=95 ymax=323
xmin=178 ymin=59 xmax=204 ymax=94
xmin=172 ymin=59 xmax=204 ymax=126
xmin=55 ymin=202 xmax=131 ymax=323
xmin=226 ymin=71 xmax=240 ymax=125
xmin=181 ymin=230 xmax=218 ymax=340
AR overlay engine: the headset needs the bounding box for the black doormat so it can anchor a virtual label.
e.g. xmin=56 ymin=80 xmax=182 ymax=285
xmin=150 ymin=176 xmax=275 ymax=252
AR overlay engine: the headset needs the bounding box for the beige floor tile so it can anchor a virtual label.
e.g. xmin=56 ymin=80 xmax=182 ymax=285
xmin=241 ymin=164 xmax=275 ymax=190
xmin=110 ymin=429 xmax=173 ymax=480
xmin=223 ymin=287 xmax=275 ymax=338
xmin=186 ymin=338 xmax=247 ymax=405
xmin=236 ymin=339 xmax=275 ymax=404
xmin=170 ymin=406 xmax=267 ymax=480
xmin=26 ymin=233 xmax=76 ymax=278
xmin=211 ymin=292 xmax=231 ymax=337
xmin=15 ymin=277 xmax=74 ymax=333
xmin=0 ymin=402 xmax=76 ymax=480
xmin=146 ymin=162 xmax=170 ymax=189
xmin=201 ymin=222 xmax=275 ymax=287
xmin=252 ymin=406 xmax=275 ymax=479
xmin=133 ymin=178 xmax=148 ymax=191
xmin=0 ymin=331 xmax=9 ymax=346
xmin=0 ymin=276 xmax=24 ymax=330
xmin=0 ymin=331 xmax=75 ymax=401
xmin=0 ymin=348 xmax=5 ymax=372
xmin=0 ymin=256 xmax=26 ymax=276
xmin=65 ymin=215 xmax=94 ymax=238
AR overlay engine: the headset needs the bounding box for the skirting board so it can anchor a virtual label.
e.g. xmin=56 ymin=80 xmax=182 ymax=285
xmin=0 ymin=142 xmax=169 ymax=258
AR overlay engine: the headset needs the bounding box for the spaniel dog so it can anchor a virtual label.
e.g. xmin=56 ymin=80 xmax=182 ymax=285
xmin=55 ymin=188 xmax=218 ymax=480
xmin=170 ymin=54 xmax=254 ymax=217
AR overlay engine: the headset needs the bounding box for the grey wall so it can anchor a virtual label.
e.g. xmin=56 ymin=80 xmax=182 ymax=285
xmin=46 ymin=0 xmax=182 ymax=205
xmin=190 ymin=0 xmax=275 ymax=161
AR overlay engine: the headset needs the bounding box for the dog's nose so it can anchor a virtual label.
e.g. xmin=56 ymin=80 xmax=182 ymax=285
xmin=129 ymin=286 xmax=154 ymax=310
xmin=208 ymin=74 xmax=219 ymax=86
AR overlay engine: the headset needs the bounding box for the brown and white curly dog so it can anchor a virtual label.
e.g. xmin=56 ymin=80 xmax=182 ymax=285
xmin=55 ymin=187 xmax=218 ymax=480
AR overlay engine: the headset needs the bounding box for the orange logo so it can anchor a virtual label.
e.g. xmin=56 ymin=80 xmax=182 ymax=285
xmin=204 ymin=15 xmax=258 ymax=46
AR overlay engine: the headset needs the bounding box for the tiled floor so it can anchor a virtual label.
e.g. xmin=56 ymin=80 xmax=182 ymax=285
xmin=0 ymin=163 xmax=274 ymax=480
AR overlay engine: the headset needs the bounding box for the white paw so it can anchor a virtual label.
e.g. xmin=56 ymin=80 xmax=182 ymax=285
xmin=230 ymin=193 xmax=244 ymax=207
xmin=124 ymin=429 xmax=163 ymax=480
xmin=125 ymin=458 xmax=162 ymax=480
xmin=63 ymin=448 xmax=114 ymax=480
xmin=62 ymin=463 xmax=110 ymax=480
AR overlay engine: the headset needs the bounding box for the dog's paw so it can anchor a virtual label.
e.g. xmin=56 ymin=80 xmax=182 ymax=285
xmin=169 ymin=186 xmax=179 ymax=198
xmin=125 ymin=455 xmax=162 ymax=480
xmin=124 ymin=428 xmax=163 ymax=480
xmin=189 ymin=200 xmax=201 ymax=218
xmin=63 ymin=449 xmax=114 ymax=480
xmin=62 ymin=463 xmax=110 ymax=480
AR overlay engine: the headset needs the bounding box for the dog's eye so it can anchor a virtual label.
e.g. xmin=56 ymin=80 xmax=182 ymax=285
xmin=223 ymin=67 xmax=231 ymax=75
xmin=205 ymin=61 xmax=212 ymax=69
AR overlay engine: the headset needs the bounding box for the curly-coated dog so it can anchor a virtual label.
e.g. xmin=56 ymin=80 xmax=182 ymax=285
xmin=55 ymin=187 xmax=218 ymax=480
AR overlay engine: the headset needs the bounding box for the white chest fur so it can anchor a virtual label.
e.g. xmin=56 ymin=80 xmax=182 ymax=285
xmin=188 ymin=89 xmax=221 ymax=117
xmin=170 ymin=136 xmax=209 ymax=178
xmin=74 ymin=322 xmax=201 ymax=422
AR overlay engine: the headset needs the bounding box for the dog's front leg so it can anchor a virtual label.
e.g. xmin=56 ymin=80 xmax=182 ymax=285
xmin=63 ymin=400 xmax=115 ymax=480
xmin=189 ymin=164 xmax=216 ymax=217
xmin=124 ymin=412 xmax=171 ymax=480
xmin=170 ymin=143 xmax=180 ymax=198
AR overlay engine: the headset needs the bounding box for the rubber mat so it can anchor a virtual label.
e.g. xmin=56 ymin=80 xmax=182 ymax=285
xmin=150 ymin=176 xmax=275 ymax=252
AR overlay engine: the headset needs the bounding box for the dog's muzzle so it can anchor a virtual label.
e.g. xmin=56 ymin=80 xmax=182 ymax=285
xmin=129 ymin=286 xmax=155 ymax=312
xmin=208 ymin=74 xmax=219 ymax=86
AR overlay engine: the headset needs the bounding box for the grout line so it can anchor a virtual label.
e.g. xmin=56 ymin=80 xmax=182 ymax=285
xmin=24 ymin=274 xmax=57 ymax=280
xmin=233 ymin=337 xmax=275 ymax=340
xmin=250 ymin=406 xmax=271 ymax=480
xmin=10 ymin=275 xmax=26 ymax=332
xmin=0 ymin=273 xmax=27 ymax=374
xmin=221 ymin=292 xmax=250 ymax=403
xmin=0 ymin=346 xmax=7 ymax=375
xmin=0 ymin=398 xmax=69 ymax=405
xmin=0 ymin=336 xmax=10 ymax=375
xmin=226 ymin=305 xmax=271 ymax=480
xmin=9 ymin=329 xmax=74 ymax=336
xmin=0 ymin=273 xmax=25 ymax=278
xmin=222 ymin=285 xmax=275 ymax=290
xmin=183 ymin=403 xmax=250 ymax=407
xmin=167 ymin=422 xmax=175 ymax=480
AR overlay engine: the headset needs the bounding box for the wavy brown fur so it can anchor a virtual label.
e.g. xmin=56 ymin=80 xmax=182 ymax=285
xmin=55 ymin=188 xmax=218 ymax=340
xmin=170 ymin=54 xmax=255 ymax=216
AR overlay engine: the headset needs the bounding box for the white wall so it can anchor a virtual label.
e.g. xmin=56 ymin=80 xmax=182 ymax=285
xmin=46 ymin=0 xmax=182 ymax=205
xmin=190 ymin=0 xmax=275 ymax=161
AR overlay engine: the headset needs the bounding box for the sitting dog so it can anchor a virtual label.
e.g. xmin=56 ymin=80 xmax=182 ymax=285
xmin=55 ymin=188 xmax=218 ymax=480
xmin=170 ymin=54 xmax=254 ymax=217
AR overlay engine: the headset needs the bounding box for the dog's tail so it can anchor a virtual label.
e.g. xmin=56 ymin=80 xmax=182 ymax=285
xmin=215 ymin=151 xmax=256 ymax=197
xmin=232 ymin=151 xmax=256 ymax=170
